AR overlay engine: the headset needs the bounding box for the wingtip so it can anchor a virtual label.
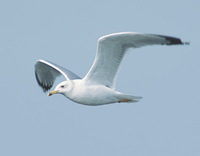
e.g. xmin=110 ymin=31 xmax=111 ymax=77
xmin=35 ymin=70 xmax=52 ymax=93
xmin=153 ymin=34 xmax=189 ymax=46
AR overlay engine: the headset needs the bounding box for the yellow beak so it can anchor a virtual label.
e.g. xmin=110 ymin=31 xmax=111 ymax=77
xmin=48 ymin=90 xmax=58 ymax=96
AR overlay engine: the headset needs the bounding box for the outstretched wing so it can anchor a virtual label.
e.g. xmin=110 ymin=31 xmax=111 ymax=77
xmin=35 ymin=59 xmax=81 ymax=92
xmin=84 ymin=32 xmax=187 ymax=88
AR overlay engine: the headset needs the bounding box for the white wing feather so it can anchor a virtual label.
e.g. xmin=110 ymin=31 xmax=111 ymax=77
xmin=84 ymin=32 xmax=185 ymax=88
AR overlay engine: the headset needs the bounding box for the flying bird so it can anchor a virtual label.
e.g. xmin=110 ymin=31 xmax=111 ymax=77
xmin=35 ymin=32 xmax=188 ymax=105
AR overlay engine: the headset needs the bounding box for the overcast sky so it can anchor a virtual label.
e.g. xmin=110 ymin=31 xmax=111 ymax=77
xmin=0 ymin=0 xmax=199 ymax=156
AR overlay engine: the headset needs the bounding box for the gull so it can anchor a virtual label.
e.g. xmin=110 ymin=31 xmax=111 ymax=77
xmin=35 ymin=32 xmax=188 ymax=105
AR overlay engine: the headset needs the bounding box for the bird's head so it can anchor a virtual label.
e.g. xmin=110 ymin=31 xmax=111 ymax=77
xmin=48 ymin=81 xmax=73 ymax=97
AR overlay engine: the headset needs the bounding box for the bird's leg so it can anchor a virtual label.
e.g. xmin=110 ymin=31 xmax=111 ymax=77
xmin=118 ymin=99 xmax=132 ymax=103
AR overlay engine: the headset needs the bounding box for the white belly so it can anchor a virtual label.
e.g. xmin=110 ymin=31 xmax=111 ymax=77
xmin=67 ymin=84 xmax=119 ymax=105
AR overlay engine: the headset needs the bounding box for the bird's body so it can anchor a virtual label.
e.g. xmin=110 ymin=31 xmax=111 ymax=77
xmin=35 ymin=32 xmax=188 ymax=105
xmin=58 ymin=79 xmax=141 ymax=105
xmin=65 ymin=80 xmax=118 ymax=105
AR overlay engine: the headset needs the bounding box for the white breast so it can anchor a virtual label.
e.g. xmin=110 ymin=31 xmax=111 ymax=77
xmin=67 ymin=80 xmax=118 ymax=105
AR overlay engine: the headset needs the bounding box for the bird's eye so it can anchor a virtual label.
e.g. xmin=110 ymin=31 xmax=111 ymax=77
xmin=61 ymin=85 xmax=65 ymax=88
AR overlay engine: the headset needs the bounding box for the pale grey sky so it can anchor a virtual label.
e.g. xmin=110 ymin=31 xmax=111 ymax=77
xmin=0 ymin=0 xmax=199 ymax=156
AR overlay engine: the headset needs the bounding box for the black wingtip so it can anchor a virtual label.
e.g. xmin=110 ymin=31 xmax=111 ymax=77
xmin=155 ymin=35 xmax=189 ymax=46
xmin=35 ymin=71 xmax=52 ymax=92
xmin=164 ymin=36 xmax=183 ymax=45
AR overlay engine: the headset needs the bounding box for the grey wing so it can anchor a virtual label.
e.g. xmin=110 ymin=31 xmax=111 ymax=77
xmin=84 ymin=32 xmax=187 ymax=88
xmin=35 ymin=59 xmax=81 ymax=92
